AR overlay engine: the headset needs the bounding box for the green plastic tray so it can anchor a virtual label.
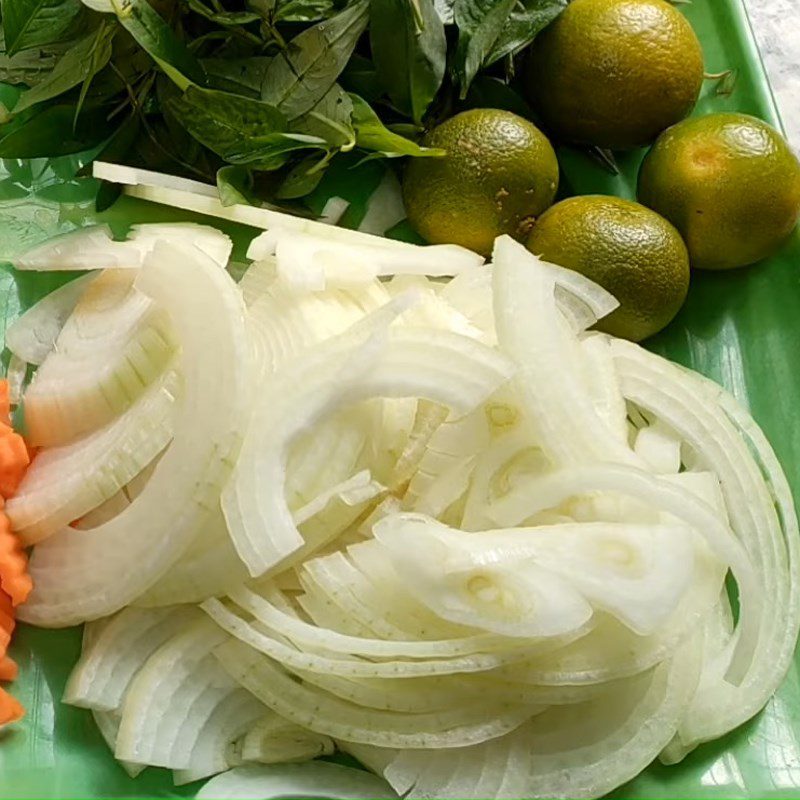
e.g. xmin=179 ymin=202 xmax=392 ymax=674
xmin=3 ymin=0 xmax=800 ymax=797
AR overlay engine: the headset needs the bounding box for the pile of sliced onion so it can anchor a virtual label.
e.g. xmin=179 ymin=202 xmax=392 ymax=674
xmin=9 ymin=199 xmax=798 ymax=800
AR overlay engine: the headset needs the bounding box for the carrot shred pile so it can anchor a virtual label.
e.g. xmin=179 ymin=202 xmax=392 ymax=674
xmin=0 ymin=380 xmax=32 ymax=729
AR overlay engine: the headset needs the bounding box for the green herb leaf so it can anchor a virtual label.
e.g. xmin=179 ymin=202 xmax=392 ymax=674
xmin=292 ymin=83 xmax=354 ymax=149
xmin=339 ymin=53 xmax=382 ymax=103
xmin=486 ymin=0 xmax=566 ymax=65
xmin=275 ymin=152 xmax=327 ymax=198
xmin=1 ymin=0 xmax=83 ymax=55
xmin=274 ymin=0 xmax=337 ymax=22
xmin=167 ymin=84 xmax=287 ymax=159
xmin=453 ymin=0 xmax=515 ymax=97
xmin=0 ymin=104 xmax=114 ymax=157
xmin=112 ymin=0 xmax=206 ymax=90
xmin=349 ymin=93 xmax=442 ymax=157
xmin=261 ymin=0 xmax=369 ymax=119
xmin=369 ymin=0 xmax=446 ymax=125
xmin=202 ymin=57 xmax=272 ymax=98
xmin=0 ymin=31 xmax=75 ymax=86
xmin=167 ymin=84 xmax=324 ymax=170
xmin=217 ymin=164 xmax=258 ymax=205
xmin=185 ymin=0 xmax=261 ymax=26
xmin=11 ymin=22 xmax=116 ymax=115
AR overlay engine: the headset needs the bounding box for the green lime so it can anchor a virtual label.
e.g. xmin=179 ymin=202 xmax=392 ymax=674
xmin=527 ymin=195 xmax=690 ymax=341
xmin=638 ymin=112 xmax=800 ymax=269
xmin=402 ymin=109 xmax=559 ymax=255
xmin=525 ymin=0 xmax=704 ymax=150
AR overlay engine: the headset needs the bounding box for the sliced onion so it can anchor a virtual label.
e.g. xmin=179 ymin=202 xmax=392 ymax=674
xmin=196 ymin=762 xmax=398 ymax=800
xmin=18 ymin=241 xmax=252 ymax=626
xmin=12 ymin=222 xmax=231 ymax=271
xmin=223 ymin=321 xmax=513 ymax=577
xmin=8 ymin=370 xmax=176 ymax=545
xmin=213 ymin=638 xmax=538 ymax=748
xmin=5 ymin=272 xmax=97 ymax=364
xmin=22 ymin=270 xmax=176 ymax=447
xmin=233 ymin=713 xmax=334 ymax=766
xmin=115 ymin=617 xmax=235 ymax=768
xmin=63 ymin=605 xmax=203 ymax=711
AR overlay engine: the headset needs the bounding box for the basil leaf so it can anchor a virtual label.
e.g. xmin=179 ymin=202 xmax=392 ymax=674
xmin=226 ymin=133 xmax=327 ymax=170
xmin=260 ymin=0 xmax=369 ymax=120
xmin=487 ymin=0 xmax=566 ymax=64
xmin=369 ymin=0 xmax=446 ymax=125
xmin=12 ymin=22 xmax=115 ymax=115
xmin=339 ymin=53 xmax=381 ymax=103
xmin=217 ymin=165 xmax=258 ymax=205
xmin=275 ymin=152 xmax=327 ymax=199
xmin=292 ymin=84 xmax=354 ymax=149
xmin=185 ymin=0 xmax=261 ymax=26
xmin=273 ymin=0 xmax=336 ymax=22
xmin=0 ymin=105 xmax=114 ymax=157
xmin=112 ymin=0 xmax=206 ymax=90
xmin=202 ymin=57 xmax=272 ymax=98
xmin=0 ymin=32 xmax=74 ymax=86
xmin=453 ymin=0 xmax=515 ymax=97
xmin=1 ymin=0 xmax=83 ymax=55
xmin=167 ymin=84 xmax=287 ymax=160
xmin=349 ymin=94 xmax=442 ymax=158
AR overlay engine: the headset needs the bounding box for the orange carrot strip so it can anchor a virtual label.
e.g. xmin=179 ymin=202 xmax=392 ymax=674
xmin=0 ymin=519 xmax=32 ymax=606
xmin=0 ymin=383 xmax=10 ymax=427
xmin=0 ymin=656 xmax=16 ymax=682
xmin=0 ymin=433 xmax=30 ymax=499
xmin=0 ymin=687 xmax=24 ymax=727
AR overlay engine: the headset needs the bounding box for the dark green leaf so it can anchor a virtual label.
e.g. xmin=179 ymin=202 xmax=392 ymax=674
xmin=226 ymin=132 xmax=327 ymax=170
xmin=167 ymin=84 xmax=287 ymax=159
xmin=260 ymin=0 xmax=369 ymax=119
xmin=112 ymin=0 xmax=206 ymax=90
xmin=292 ymin=83 xmax=354 ymax=149
xmin=0 ymin=104 xmax=114 ymax=157
xmin=460 ymin=74 xmax=532 ymax=116
xmin=185 ymin=0 xmax=261 ymax=26
xmin=274 ymin=0 xmax=336 ymax=22
xmin=202 ymin=56 xmax=272 ymax=98
xmin=275 ymin=152 xmax=327 ymax=198
xmin=453 ymin=0 xmax=515 ymax=97
xmin=167 ymin=84 xmax=323 ymax=169
xmin=217 ymin=164 xmax=258 ymax=205
xmin=0 ymin=31 xmax=76 ymax=86
xmin=486 ymin=0 xmax=566 ymax=64
xmin=369 ymin=0 xmax=446 ymax=124
xmin=349 ymin=94 xmax=442 ymax=157
xmin=12 ymin=23 xmax=116 ymax=115
xmin=1 ymin=0 xmax=83 ymax=55
xmin=339 ymin=53 xmax=381 ymax=102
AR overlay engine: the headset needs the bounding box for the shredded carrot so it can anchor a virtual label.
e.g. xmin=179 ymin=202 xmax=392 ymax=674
xmin=0 ymin=687 xmax=24 ymax=727
xmin=0 ymin=379 xmax=35 ymax=732
xmin=0 ymin=656 xmax=17 ymax=682
xmin=0 ymin=382 xmax=10 ymax=427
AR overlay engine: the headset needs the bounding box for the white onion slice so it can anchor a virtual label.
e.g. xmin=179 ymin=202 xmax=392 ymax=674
xmin=64 ymin=605 xmax=202 ymax=711
xmin=8 ymin=370 xmax=176 ymax=545
xmin=18 ymin=241 xmax=252 ymax=626
xmin=5 ymin=273 xmax=97 ymax=364
xmin=196 ymin=762 xmax=398 ymax=800
xmin=12 ymin=222 xmax=231 ymax=271
xmin=223 ymin=321 xmax=513 ymax=577
xmin=22 ymin=269 xmax=176 ymax=447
